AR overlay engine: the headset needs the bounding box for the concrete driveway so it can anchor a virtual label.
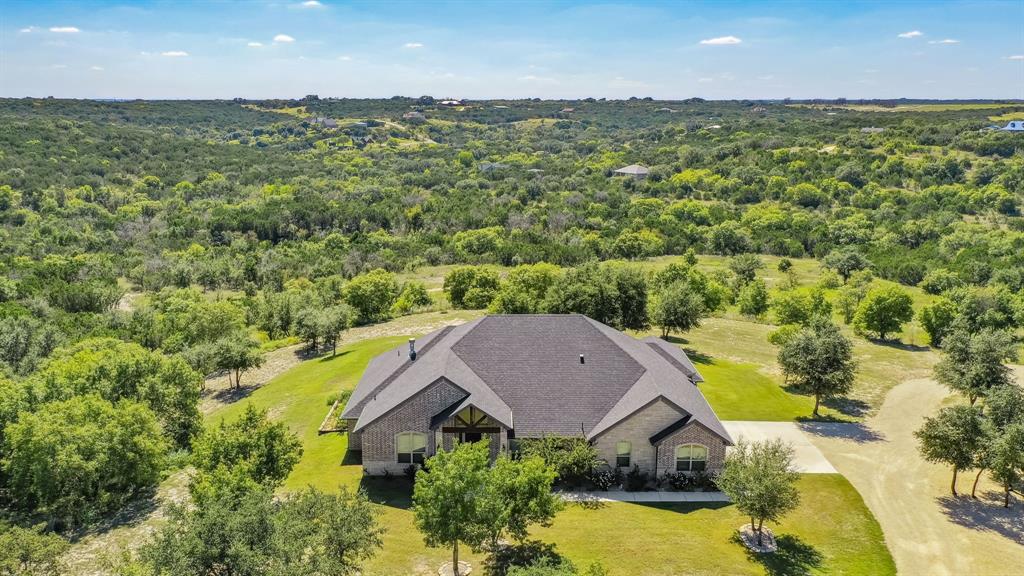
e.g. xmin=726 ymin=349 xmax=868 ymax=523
xmin=722 ymin=421 xmax=838 ymax=473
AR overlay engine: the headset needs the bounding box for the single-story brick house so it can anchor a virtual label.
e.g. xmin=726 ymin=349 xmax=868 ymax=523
xmin=341 ymin=314 xmax=733 ymax=476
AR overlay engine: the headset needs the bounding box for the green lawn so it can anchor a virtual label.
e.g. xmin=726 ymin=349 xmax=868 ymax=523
xmin=696 ymin=357 xmax=840 ymax=421
xmin=204 ymin=334 xmax=894 ymax=575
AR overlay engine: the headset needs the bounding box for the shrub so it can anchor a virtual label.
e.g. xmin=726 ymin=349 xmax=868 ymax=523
xmin=623 ymin=465 xmax=649 ymax=492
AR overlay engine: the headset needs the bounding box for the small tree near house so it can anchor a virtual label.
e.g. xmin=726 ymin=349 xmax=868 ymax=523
xmin=716 ymin=439 xmax=800 ymax=548
xmin=776 ymin=317 xmax=856 ymax=417
xmin=413 ymin=442 xmax=491 ymax=576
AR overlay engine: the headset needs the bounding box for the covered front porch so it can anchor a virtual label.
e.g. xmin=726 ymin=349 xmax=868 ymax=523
xmin=430 ymin=403 xmax=507 ymax=461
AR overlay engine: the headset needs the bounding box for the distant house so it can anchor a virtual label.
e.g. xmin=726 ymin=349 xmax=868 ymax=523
xmin=402 ymin=111 xmax=426 ymax=123
xmin=478 ymin=162 xmax=509 ymax=173
xmin=560 ymin=107 xmax=575 ymax=113
xmin=309 ymin=117 xmax=338 ymax=129
xmin=860 ymin=127 xmax=885 ymax=134
xmin=1000 ymin=120 xmax=1024 ymax=132
xmin=439 ymin=99 xmax=463 ymax=106
xmin=656 ymin=107 xmax=676 ymax=113
xmin=341 ymin=315 xmax=732 ymax=476
xmin=614 ymin=164 xmax=650 ymax=179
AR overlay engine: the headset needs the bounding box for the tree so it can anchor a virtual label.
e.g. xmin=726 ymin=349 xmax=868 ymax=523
xmin=737 ymin=279 xmax=770 ymax=318
xmin=915 ymin=405 xmax=985 ymax=496
xmin=344 ymin=269 xmax=400 ymax=323
xmin=213 ymin=332 xmax=264 ymax=389
xmin=651 ymin=281 xmax=705 ymax=337
xmin=716 ymin=439 xmax=800 ymax=547
xmin=934 ymin=328 xmax=1017 ymax=404
xmin=413 ymin=442 xmax=491 ymax=576
xmin=771 ymin=288 xmax=830 ymax=326
xmin=475 ymin=455 xmax=562 ymax=550
xmin=391 ymin=281 xmax=433 ymax=315
xmin=987 ymin=423 xmax=1024 ymax=507
xmin=777 ymin=317 xmax=856 ymax=417
xmin=823 ymin=248 xmax=870 ymax=283
xmin=137 ymin=471 xmax=382 ymax=576
xmin=0 ymin=522 xmax=69 ymax=576
xmin=853 ymin=286 xmax=914 ymax=340
xmin=192 ymin=404 xmax=303 ymax=486
xmin=443 ymin=267 xmax=501 ymax=310
xmin=918 ymin=298 xmax=958 ymax=347
xmin=28 ymin=337 xmax=202 ymax=447
xmin=296 ymin=305 xmax=352 ymax=355
xmin=542 ymin=263 xmax=649 ymax=331
xmin=490 ymin=263 xmax=562 ymax=314
xmin=3 ymin=395 xmax=167 ymax=526
xmin=728 ymin=254 xmax=763 ymax=287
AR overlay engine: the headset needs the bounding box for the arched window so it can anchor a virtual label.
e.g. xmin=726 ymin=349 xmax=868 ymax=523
xmin=675 ymin=444 xmax=708 ymax=472
xmin=616 ymin=441 xmax=632 ymax=468
xmin=396 ymin=432 xmax=427 ymax=464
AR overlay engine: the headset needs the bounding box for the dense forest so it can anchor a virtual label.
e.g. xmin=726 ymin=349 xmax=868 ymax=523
xmin=1 ymin=97 xmax=1023 ymax=566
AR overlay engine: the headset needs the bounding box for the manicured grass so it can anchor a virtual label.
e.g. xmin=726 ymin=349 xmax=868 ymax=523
xmin=203 ymin=333 xmax=893 ymax=575
xmin=695 ymin=357 xmax=839 ymax=421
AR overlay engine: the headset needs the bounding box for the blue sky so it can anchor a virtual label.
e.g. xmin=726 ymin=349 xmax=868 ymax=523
xmin=1 ymin=0 xmax=1022 ymax=99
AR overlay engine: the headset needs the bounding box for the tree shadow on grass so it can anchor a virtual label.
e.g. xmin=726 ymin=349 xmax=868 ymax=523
xmin=315 ymin=349 xmax=351 ymax=363
xmin=681 ymin=347 xmax=714 ymax=365
xmin=209 ymin=384 xmax=260 ymax=405
xmin=868 ymin=339 xmax=930 ymax=353
xmin=485 ymin=540 xmax=567 ymax=576
xmin=733 ymin=533 xmax=823 ymax=576
xmin=358 ymin=475 xmax=414 ymax=510
xmin=937 ymin=492 xmax=1024 ymax=544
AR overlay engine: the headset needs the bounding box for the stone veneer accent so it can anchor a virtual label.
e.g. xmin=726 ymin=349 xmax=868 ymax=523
xmin=654 ymin=421 xmax=727 ymax=476
xmin=592 ymin=398 xmax=688 ymax=474
xmin=359 ymin=379 xmax=466 ymax=475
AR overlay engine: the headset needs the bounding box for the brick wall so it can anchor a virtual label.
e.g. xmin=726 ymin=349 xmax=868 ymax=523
xmin=359 ymin=379 xmax=466 ymax=475
xmin=591 ymin=399 xmax=685 ymax=474
xmin=654 ymin=421 xmax=727 ymax=476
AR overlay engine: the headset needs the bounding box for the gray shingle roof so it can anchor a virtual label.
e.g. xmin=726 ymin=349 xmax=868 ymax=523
xmin=613 ymin=164 xmax=650 ymax=175
xmin=342 ymin=314 xmax=731 ymax=443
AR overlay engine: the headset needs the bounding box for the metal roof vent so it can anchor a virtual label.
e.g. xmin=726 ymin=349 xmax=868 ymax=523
xmin=409 ymin=338 xmax=417 ymax=361
xmin=579 ymin=354 xmax=585 ymax=365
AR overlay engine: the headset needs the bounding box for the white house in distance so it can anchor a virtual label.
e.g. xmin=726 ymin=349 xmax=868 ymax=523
xmin=613 ymin=164 xmax=650 ymax=179
xmin=1000 ymin=120 xmax=1024 ymax=132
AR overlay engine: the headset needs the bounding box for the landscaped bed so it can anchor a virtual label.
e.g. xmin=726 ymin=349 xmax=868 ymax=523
xmin=202 ymin=335 xmax=896 ymax=576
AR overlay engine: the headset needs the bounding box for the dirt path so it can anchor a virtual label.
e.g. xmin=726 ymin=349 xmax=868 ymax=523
xmin=805 ymin=376 xmax=1024 ymax=576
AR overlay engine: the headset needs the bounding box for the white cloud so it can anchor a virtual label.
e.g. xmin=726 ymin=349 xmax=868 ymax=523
xmin=403 ymin=42 xmax=424 ymax=48
xmin=49 ymin=26 xmax=80 ymax=33
xmin=757 ymin=75 xmax=775 ymax=81
xmin=19 ymin=27 xmax=35 ymax=33
xmin=273 ymin=34 xmax=295 ymax=43
xmin=248 ymin=42 xmax=263 ymax=47
xmin=699 ymin=36 xmax=741 ymax=45
xmin=90 ymin=65 xmax=104 ymax=71
xmin=928 ymin=39 xmax=959 ymax=44
xmin=697 ymin=77 xmax=713 ymax=83
xmin=161 ymin=50 xmax=189 ymax=57
xmin=300 ymin=1 xmax=323 ymax=6
xmin=1006 ymin=55 xmax=1024 ymax=60
xmin=337 ymin=55 xmax=352 ymax=61
xmin=897 ymin=30 xmax=923 ymax=38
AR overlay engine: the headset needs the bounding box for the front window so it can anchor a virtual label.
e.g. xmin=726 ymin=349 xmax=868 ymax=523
xmin=396 ymin=432 xmax=427 ymax=464
xmin=675 ymin=444 xmax=707 ymax=472
xmin=616 ymin=441 xmax=632 ymax=468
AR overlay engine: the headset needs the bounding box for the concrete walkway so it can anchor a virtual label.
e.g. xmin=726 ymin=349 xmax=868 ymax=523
xmin=560 ymin=490 xmax=728 ymax=503
xmin=723 ymin=420 xmax=837 ymax=473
